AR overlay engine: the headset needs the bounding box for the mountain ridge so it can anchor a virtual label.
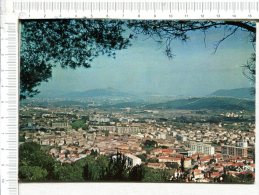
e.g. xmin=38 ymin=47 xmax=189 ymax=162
xmin=209 ymin=87 xmax=254 ymax=99
xmin=65 ymin=88 xmax=132 ymax=98
xmin=35 ymin=87 xmax=255 ymax=101
xmin=144 ymin=96 xmax=254 ymax=111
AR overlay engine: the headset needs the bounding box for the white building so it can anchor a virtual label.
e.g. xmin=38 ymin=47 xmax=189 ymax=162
xmin=156 ymin=132 xmax=167 ymax=139
xmin=51 ymin=121 xmax=68 ymax=128
xmin=189 ymin=141 xmax=215 ymax=155
xmin=184 ymin=158 xmax=192 ymax=169
xmin=171 ymin=131 xmax=177 ymax=137
xmin=236 ymin=139 xmax=248 ymax=148
xmin=125 ymin=153 xmax=142 ymax=167
xmin=90 ymin=115 xmax=110 ymax=123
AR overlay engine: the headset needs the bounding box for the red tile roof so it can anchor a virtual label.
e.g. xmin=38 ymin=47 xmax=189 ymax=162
xmin=211 ymin=172 xmax=221 ymax=178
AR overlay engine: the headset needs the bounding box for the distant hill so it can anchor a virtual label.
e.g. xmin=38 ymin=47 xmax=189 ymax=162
xmin=22 ymin=96 xmax=255 ymax=111
xmin=209 ymin=87 xmax=254 ymax=99
xmin=65 ymin=88 xmax=132 ymax=98
xmin=144 ymin=97 xmax=255 ymax=111
xmin=35 ymin=90 xmax=67 ymax=98
xmin=21 ymin=100 xmax=87 ymax=108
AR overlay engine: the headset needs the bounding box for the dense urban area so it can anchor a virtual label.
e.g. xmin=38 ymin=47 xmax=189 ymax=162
xmin=19 ymin=96 xmax=255 ymax=183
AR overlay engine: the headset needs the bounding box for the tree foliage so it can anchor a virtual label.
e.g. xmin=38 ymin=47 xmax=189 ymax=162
xmin=137 ymin=153 xmax=147 ymax=162
xmin=237 ymin=172 xmax=254 ymax=183
xmin=165 ymin=162 xmax=179 ymax=169
xmin=53 ymin=162 xmax=84 ymax=182
xmin=142 ymin=167 xmax=170 ymax=182
xmin=128 ymin=20 xmax=255 ymax=57
xmin=19 ymin=142 xmax=56 ymax=181
xmin=106 ymin=152 xmax=129 ymax=181
xmin=128 ymin=164 xmax=145 ymax=181
xmin=19 ymin=165 xmax=48 ymax=181
xmin=20 ymin=19 xmax=131 ymax=99
xmin=83 ymin=155 xmax=109 ymax=181
xmin=222 ymin=168 xmax=254 ymax=184
xmin=71 ymin=119 xmax=87 ymax=130
xmin=90 ymin=149 xmax=98 ymax=157
xmin=143 ymin=140 xmax=158 ymax=149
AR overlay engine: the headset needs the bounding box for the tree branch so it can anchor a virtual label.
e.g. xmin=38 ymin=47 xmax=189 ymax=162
xmin=224 ymin=21 xmax=256 ymax=33
xmin=213 ymin=27 xmax=239 ymax=54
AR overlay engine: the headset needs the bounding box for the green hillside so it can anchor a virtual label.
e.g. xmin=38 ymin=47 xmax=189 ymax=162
xmin=210 ymin=87 xmax=255 ymax=99
xmin=145 ymin=97 xmax=255 ymax=111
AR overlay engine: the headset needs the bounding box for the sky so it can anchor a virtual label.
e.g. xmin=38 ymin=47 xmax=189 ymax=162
xmin=38 ymin=22 xmax=254 ymax=97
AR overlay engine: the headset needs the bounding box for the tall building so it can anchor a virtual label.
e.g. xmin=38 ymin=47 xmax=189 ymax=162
xmin=221 ymin=140 xmax=248 ymax=158
xmin=189 ymin=141 xmax=215 ymax=155
xmin=236 ymin=139 xmax=248 ymax=148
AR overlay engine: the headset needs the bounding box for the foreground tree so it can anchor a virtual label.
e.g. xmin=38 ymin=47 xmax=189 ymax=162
xmin=53 ymin=162 xmax=84 ymax=182
xmin=20 ymin=20 xmax=255 ymax=99
xmin=19 ymin=142 xmax=56 ymax=181
xmin=142 ymin=167 xmax=170 ymax=182
xmin=106 ymin=152 xmax=129 ymax=181
xmin=83 ymin=155 xmax=109 ymax=181
xmin=19 ymin=165 xmax=48 ymax=181
xmin=128 ymin=164 xmax=145 ymax=181
xmin=20 ymin=19 xmax=131 ymax=99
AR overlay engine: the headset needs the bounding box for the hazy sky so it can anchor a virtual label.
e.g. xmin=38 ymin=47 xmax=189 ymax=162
xmin=38 ymin=24 xmax=254 ymax=97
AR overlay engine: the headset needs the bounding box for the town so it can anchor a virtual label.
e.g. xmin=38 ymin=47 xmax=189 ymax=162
xmin=19 ymin=102 xmax=255 ymax=183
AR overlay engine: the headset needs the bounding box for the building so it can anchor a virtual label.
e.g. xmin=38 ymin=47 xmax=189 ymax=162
xmin=51 ymin=121 xmax=68 ymax=129
xmin=94 ymin=125 xmax=116 ymax=132
xmin=171 ymin=131 xmax=177 ymax=137
xmin=51 ymin=121 xmax=68 ymax=128
xmin=117 ymin=126 xmax=147 ymax=134
xmin=184 ymin=158 xmax=192 ymax=169
xmin=221 ymin=145 xmax=248 ymax=157
xmin=189 ymin=141 xmax=215 ymax=155
xmin=156 ymin=132 xmax=167 ymax=139
xmin=90 ymin=115 xmax=110 ymax=123
xmin=158 ymin=156 xmax=181 ymax=165
xmin=147 ymin=163 xmax=166 ymax=169
xmin=222 ymin=139 xmax=248 ymax=158
xmin=124 ymin=153 xmax=142 ymax=167
xmin=236 ymin=140 xmax=248 ymax=148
